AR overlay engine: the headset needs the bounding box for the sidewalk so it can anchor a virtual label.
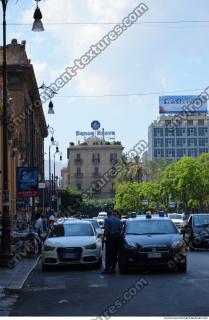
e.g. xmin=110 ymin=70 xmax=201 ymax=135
xmin=0 ymin=256 xmax=40 ymax=316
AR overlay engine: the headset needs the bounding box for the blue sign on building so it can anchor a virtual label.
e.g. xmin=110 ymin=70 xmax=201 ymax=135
xmin=16 ymin=167 xmax=38 ymax=197
xmin=91 ymin=120 xmax=101 ymax=130
xmin=159 ymin=95 xmax=208 ymax=114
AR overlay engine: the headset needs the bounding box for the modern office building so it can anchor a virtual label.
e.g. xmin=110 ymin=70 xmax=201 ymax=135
xmin=148 ymin=113 xmax=209 ymax=161
xmin=64 ymin=136 xmax=124 ymax=199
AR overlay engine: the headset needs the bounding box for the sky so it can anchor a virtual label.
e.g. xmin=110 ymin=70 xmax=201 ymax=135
xmin=2 ymin=0 xmax=209 ymax=174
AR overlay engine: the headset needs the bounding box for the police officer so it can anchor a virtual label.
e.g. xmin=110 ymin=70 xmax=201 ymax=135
xmin=102 ymin=210 xmax=123 ymax=274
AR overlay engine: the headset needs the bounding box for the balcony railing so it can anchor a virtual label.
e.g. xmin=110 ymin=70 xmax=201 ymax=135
xmin=74 ymin=158 xmax=83 ymax=164
xmin=92 ymin=159 xmax=100 ymax=164
xmin=110 ymin=158 xmax=118 ymax=164
xmin=92 ymin=172 xmax=101 ymax=177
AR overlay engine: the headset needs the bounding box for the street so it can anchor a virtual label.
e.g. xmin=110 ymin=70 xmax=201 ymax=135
xmin=11 ymin=251 xmax=209 ymax=317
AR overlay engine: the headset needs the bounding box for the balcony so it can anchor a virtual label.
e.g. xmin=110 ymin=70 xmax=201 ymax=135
xmin=92 ymin=159 xmax=100 ymax=165
xmin=74 ymin=173 xmax=84 ymax=178
xmin=110 ymin=158 xmax=118 ymax=165
xmin=92 ymin=172 xmax=102 ymax=178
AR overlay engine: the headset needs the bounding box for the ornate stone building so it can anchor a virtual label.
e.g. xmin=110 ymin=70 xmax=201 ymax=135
xmin=0 ymin=39 xmax=48 ymax=224
xmin=63 ymin=136 xmax=124 ymax=199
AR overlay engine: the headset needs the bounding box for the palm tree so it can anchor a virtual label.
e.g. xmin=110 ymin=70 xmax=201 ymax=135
xmin=115 ymin=155 xmax=145 ymax=183
xmin=115 ymin=155 xmax=131 ymax=183
xmin=127 ymin=155 xmax=144 ymax=183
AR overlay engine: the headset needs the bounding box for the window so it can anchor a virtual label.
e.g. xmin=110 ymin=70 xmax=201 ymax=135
xmin=199 ymin=138 xmax=208 ymax=147
xmin=187 ymin=120 xmax=193 ymax=126
xmin=165 ymin=138 xmax=175 ymax=147
xmin=199 ymin=148 xmax=209 ymax=154
xmin=92 ymin=153 xmax=100 ymax=160
xmin=110 ymin=153 xmax=117 ymax=160
xmin=165 ymin=149 xmax=175 ymax=157
xmin=165 ymin=128 xmax=174 ymax=136
xmin=188 ymin=138 xmax=197 ymax=147
xmin=154 ymin=138 xmax=164 ymax=147
xmin=77 ymin=183 xmax=82 ymax=191
xmin=176 ymin=128 xmax=186 ymax=137
xmin=198 ymin=120 xmax=204 ymax=126
xmin=76 ymin=153 xmax=81 ymax=160
xmin=176 ymin=138 xmax=186 ymax=147
xmin=188 ymin=149 xmax=197 ymax=157
xmin=154 ymin=149 xmax=164 ymax=158
xmin=92 ymin=153 xmax=100 ymax=164
xmin=198 ymin=127 xmax=208 ymax=136
xmin=154 ymin=128 xmax=163 ymax=137
xmin=176 ymin=149 xmax=186 ymax=158
xmin=187 ymin=127 xmax=197 ymax=136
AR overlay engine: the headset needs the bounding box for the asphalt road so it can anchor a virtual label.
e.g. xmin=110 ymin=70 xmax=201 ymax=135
xmin=11 ymin=251 xmax=209 ymax=317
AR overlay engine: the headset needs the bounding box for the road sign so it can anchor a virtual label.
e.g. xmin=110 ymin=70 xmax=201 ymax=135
xmin=39 ymin=182 xmax=46 ymax=189
xmin=142 ymin=200 xmax=149 ymax=205
xmin=168 ymin=201 xmax=176 ymax=208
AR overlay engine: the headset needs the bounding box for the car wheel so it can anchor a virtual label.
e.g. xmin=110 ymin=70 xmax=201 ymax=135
xmin=94 ymin=257 xmax=102 ymax=269
xmin=189 ymin=244 xmax=195 ymax=251
xmin=118 ymin=261 xmax=128 ymax=274
xmin=42 ymin=264 xmax=50 ymax=272
xmin=178 ymin=259 xmax=187 ymax=273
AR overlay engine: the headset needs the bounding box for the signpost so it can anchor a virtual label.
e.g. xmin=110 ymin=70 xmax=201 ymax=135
xmin=16 ymin=167 xmax=38 ymax=198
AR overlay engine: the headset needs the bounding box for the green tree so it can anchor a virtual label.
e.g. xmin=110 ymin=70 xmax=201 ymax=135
xmin=160 ymin=157 xmax=205 ymax=213
xmin=144 ymin=159 xmax=172 ymax=183
xmin=114 ymin=181 xmax=162 ymax=213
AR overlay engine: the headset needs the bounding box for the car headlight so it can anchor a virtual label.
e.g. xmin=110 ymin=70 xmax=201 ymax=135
xmin=43 ymin=245 xmax=55 ymax=251
xmin=124 ymin=242 xmax=137 ymax=250
xmin=84 ymin=243 xmax=97 ymax=250
xmin=171 ymin=240 xmax=185 ymax=250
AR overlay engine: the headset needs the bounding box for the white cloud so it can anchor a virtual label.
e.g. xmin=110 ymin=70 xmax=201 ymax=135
xmin=75 ymin=70 xmax=111 ymax=96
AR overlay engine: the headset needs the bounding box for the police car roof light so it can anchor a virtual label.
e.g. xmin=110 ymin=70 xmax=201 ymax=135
xmin=159 ymin=211 xmax=165 ymax=217
xmin=146 ymin=212 xmax=152 ymax=219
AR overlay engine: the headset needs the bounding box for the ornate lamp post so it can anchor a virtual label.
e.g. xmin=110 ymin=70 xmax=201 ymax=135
xmin=0 ymin=0 xmax=44 ymax=267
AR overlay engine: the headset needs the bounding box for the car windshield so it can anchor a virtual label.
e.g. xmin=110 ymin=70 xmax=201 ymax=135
xmin=49 ymin=223 xmax=94 ymax=237
xmin=85 ymin=220 xmax=100 ymax=229
xmin=126 ymin=220 xmax=178 ymax=235
xmin=169 ymin=214 xmax=183 ymax=220
xmin=194 ymin=215 xmax=209 ymax=227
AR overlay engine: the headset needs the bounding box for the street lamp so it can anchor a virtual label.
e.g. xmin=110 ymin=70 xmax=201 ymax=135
xmin=52 ymin=150 xmax=62 ymax=212
xmin=0 ymin=0 xmax=44 ymax=267
xmin=39 ymin=83 xmax=57 ymax=114
xmin=32 ymin=0 xmax=44 ymax=32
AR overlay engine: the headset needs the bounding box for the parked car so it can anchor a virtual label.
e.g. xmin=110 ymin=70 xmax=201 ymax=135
xmin=118 ymin=214 xmax=188 ymax=273
xmin=168 ymin=213 xmax=185 ymax=230
xmin=96 ymin=212 xmax=107 ymax=228
xmin=82 ymin=218 xmax=104 ymax=236
xmin=184 ymin=214 xmax=209 ymax=250
xmin=42 ymin=219 xmax=102 ymax=271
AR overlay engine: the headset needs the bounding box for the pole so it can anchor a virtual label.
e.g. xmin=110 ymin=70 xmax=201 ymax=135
xmin=0 ymin=0 xmax=11 ymax=267
xmin=49 ymin=145 xmax=51 ymax=210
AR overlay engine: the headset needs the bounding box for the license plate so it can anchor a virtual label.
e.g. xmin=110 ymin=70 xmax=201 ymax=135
xmin=63 ymin=253 xmax=77 ymax=259
xmin=147 ymin=252 xmax=162 ymax=258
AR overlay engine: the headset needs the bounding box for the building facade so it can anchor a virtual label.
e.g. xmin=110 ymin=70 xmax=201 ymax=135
xmin=0 ymin=39 xmax=48 ymax=223
xmin=64 ymin=136 xmax=124 ymax=198
xmin=148 ymin=114 xmax=209 ymax=161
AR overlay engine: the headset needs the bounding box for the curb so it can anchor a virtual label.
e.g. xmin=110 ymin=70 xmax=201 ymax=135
xmin=4 ymin=255 xmax=41 ymax=295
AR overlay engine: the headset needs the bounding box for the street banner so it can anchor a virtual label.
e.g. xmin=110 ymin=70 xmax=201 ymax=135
xmin=16 ymin=167 xmax=39 ymax=198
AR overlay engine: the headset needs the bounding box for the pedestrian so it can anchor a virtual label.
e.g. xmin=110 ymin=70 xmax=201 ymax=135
xmin=102 ymin=210 xmax=123 ymax=274
xmin=48 ymin=215 xmax=56 ymax=228
xmin=34 ymin=213 xmax=43 ymax=236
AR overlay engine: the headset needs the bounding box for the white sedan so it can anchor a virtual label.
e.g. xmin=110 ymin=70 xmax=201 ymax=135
xmin=42 ymin=220 xmax=102 ymax=271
